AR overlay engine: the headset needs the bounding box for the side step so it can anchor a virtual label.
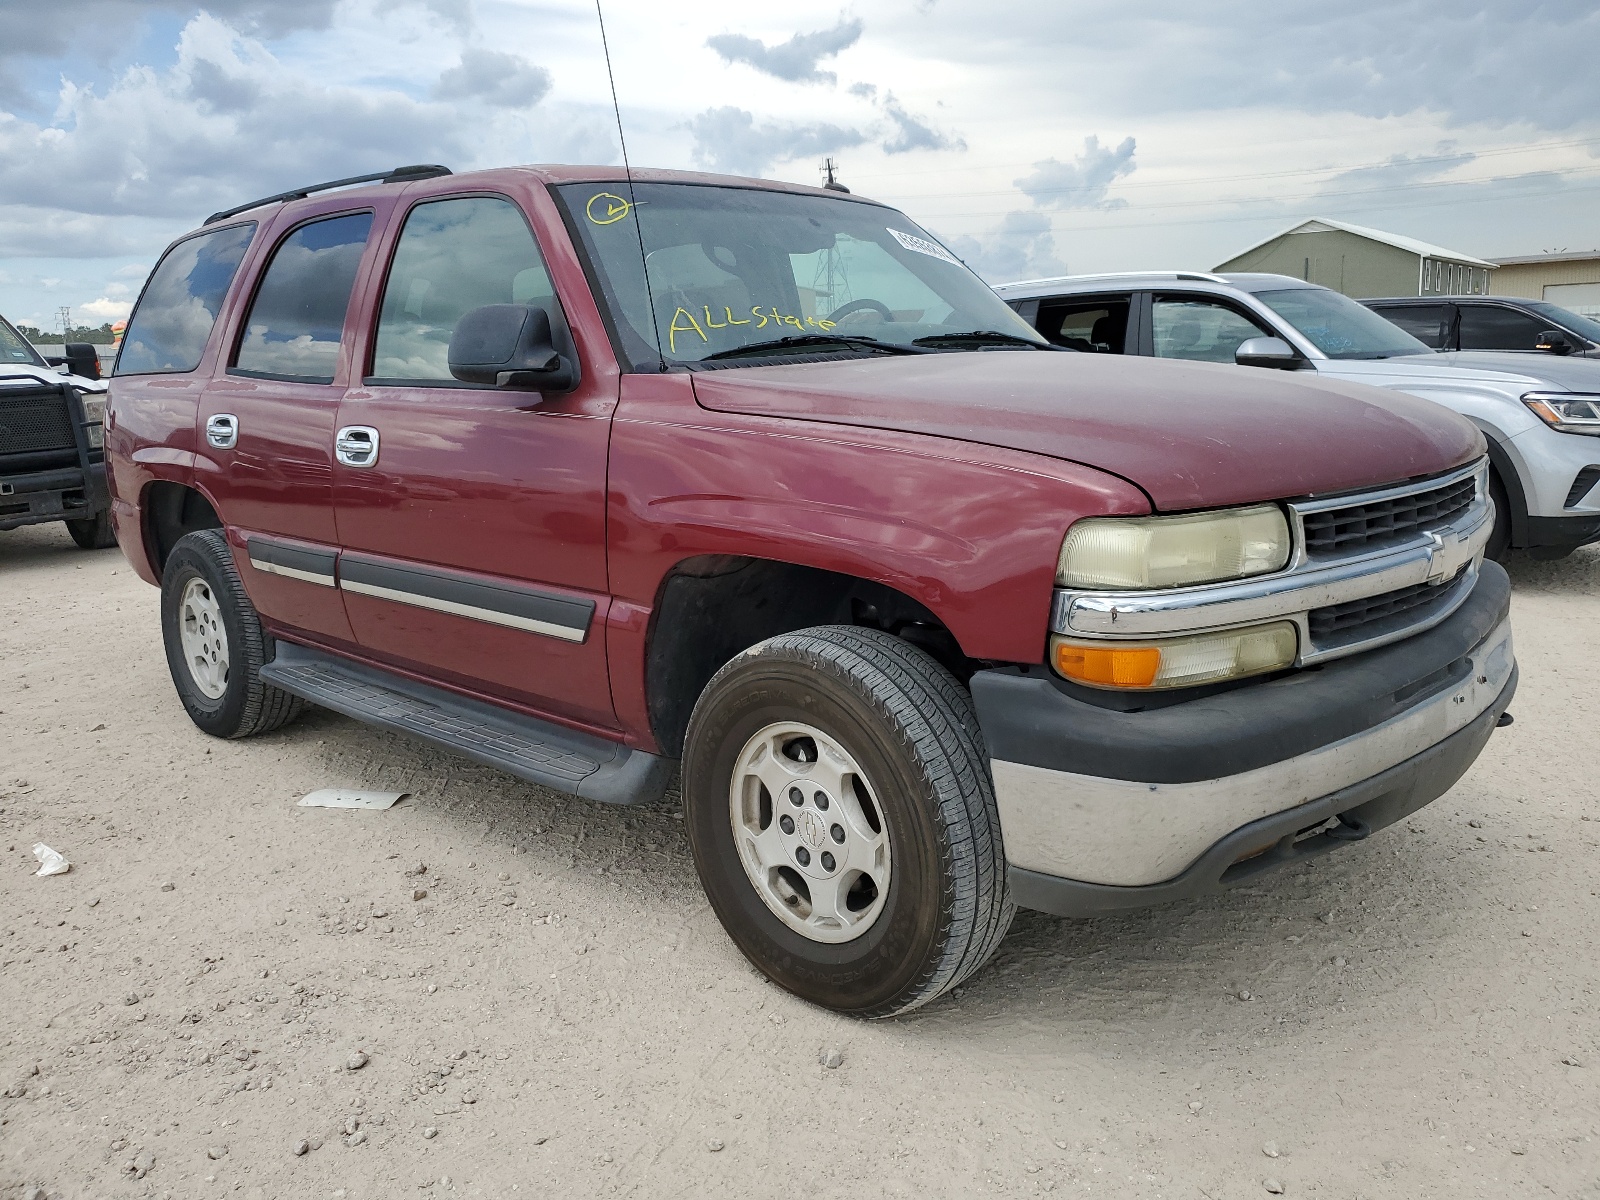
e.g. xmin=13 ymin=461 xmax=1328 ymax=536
xmin=261 ymin=642 xmax=674 ymax=805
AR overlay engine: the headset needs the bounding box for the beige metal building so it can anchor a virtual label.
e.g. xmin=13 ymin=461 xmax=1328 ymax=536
xmin=1214 ymin=217 xmax=1495 ymax=298
xmin=1489 ymin=251 xmax=1600 ymax=318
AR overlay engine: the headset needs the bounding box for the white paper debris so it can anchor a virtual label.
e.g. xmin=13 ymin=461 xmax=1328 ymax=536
xmin=299 ymin=789 xmax=408 ymax=810
xmin=33 ymin=843 xmax=71 ymax=876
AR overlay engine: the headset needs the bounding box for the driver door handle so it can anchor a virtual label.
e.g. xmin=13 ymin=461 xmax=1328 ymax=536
xmin=205 ymin=413 xmax=238 ymax=450
xmin=335 ymin=426 xmax=380 ymax=468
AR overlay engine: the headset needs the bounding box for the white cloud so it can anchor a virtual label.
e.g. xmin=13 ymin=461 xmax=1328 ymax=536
xmin=433 ymin=48 xmax=552 ymax=108
xmin=688 ymin=107 xmax=867 ymax=177
xmin=1016 ymin=136 xmax=1137 ymax=210
xmin=80 ymin=296 xmax=135 ymax=320
xmin=706 ymin=20 xmax=864 ymax=85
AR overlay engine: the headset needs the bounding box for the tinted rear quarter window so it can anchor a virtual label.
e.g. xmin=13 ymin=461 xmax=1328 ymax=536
xmin=233 ymin=212 xmax=374 ymax=382
xmin=1371 ymin=304 xmax=1446 ymax=348
xmin=115 ymin=222 xmax=256 ymax=375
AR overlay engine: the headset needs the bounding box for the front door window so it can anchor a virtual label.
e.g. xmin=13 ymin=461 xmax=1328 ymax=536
xmin=1151 ymin=297 xmax=1269 ymax=363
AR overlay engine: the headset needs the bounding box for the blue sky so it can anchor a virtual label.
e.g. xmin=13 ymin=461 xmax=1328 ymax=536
xmin=1 ymin=0 xmax=1597 ymax=332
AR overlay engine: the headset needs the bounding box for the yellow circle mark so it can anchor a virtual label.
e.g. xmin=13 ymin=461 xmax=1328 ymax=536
xmin=586 ymin=192 xmax=633 ymax=225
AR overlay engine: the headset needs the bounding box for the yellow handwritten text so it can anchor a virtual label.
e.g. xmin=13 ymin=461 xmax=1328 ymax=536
xmin=668 ymin=307 xmax=708 ymax=354
xmin=667 ymin=305 xmax=838 ymax=354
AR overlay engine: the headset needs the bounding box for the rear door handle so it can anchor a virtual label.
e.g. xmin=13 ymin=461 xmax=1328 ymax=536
xmin=205 ymin=413 xmax=238 ymax=450
xmin=335 ymin=425 xmax=380 ymax=468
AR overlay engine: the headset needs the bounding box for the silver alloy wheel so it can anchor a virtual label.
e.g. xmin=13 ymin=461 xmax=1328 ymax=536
xmin=728 ymin=721 xmax=891 ymax=944
xmin=178 ymin=576 xmax=229 ymax=700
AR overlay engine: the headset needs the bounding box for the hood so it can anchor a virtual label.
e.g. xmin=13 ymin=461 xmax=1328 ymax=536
xmin=1410 ymin=350 xmax=1600 ymax=393
xmin=0 ymin=363 xmax=107 ymax=393
xmin=691 ymin=352 xmax=1482 ymax=512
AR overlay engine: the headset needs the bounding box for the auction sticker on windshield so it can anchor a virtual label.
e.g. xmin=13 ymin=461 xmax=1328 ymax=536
xmin=888 ymin=228 xmax=960 ymax=265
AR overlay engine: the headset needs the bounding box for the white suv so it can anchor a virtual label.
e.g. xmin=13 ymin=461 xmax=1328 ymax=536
xmin=995 ymin=272 xmax=1600 ymax=560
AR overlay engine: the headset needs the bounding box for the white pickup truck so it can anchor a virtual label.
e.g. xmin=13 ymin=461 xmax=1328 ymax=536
xmin=1 ymin=311 xmax=114 ymax=548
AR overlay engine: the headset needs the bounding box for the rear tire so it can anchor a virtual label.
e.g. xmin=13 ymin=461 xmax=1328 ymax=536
xmin=65 ymin=511 xmax=116 ymax=550
xmin=160 ymin=529 xmax=304 ymax=739
xmin=682 ymin=625 xmax=1013 ymax=1018
xmin=1485 ymin=472 xmax=1511 ymax=563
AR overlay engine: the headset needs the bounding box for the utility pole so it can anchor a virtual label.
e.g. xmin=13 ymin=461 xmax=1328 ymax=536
xmin=57 ymin=305 xmax=72 ymax=340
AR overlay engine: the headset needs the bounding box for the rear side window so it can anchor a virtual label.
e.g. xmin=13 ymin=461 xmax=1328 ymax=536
xmin=234 ymin=212 xmax=374 ymax=382
xmin=370 ymin=196 xmax=552 ymax=383
xmin=1038 ymin=297 xmax=1130 ymax=353
xmin=115 ymin=223 xmax=256 ymax=376
xmin=1371 ymin=304 xmax=1446 ymax=348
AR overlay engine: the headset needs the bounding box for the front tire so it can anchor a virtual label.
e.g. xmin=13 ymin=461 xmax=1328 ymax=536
xmin=65 ymin=511 xmax=116 ymax=549
xmin=682 ymin=626 xmax=1013 ymax=1017
xmin=160 ymin=529 xmax=304 ymax=739
xmin=1486 ymin=472 xmax=1512 ymax=562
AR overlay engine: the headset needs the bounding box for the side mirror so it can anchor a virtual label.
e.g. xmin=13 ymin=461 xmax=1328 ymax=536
xmin=63 ymin=342 xmax=102 ymax=380
xmin=1535 ymin=329 xmax=1575 ymax=356
xmin=1235 ymin=336 xmax=1303 ymax=370
xmin=448 ymin=304 xmax=578 ymax=392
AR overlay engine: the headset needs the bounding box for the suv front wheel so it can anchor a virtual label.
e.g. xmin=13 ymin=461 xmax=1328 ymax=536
xmin=682 ymin=626 xmax=1013 ymax=1017
xmin=160 ymin=529 xmax=304 ymax=739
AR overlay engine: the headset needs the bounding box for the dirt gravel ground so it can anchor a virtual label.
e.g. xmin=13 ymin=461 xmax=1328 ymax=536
xmin=1 ymin=521 xmax=1596 ymax=1200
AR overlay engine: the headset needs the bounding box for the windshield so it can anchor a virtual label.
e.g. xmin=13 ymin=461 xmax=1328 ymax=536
xmin=556 ymin=182 xmax=1044 ymax=367
xmin=0 ymin=315 xmax=46 ymax=368
xmin=1523 ymin=299 xmax=1600 ymax=343
xmin=1254 ymin=288 xmax=1432 ymax=360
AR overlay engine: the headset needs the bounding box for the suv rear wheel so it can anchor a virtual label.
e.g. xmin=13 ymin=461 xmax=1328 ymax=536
xmin=160 ymin=529 xmax=304 ymax=738
xmin=682 ymin=626 xmax=1013 ymax=1017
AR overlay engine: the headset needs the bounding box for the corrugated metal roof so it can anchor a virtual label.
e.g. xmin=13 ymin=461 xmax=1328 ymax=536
xmin=1492 ymin=250 xmax=1600 ymax=266
xmin=1220 ymin=217 xmax=1496 ymax=269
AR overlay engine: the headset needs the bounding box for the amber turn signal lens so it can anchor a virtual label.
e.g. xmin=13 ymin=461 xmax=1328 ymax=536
xmin=1050 ymin=622 xmax=1298 ymax=690
xmin=1052 ymin=642 xmax=1162 ymax=688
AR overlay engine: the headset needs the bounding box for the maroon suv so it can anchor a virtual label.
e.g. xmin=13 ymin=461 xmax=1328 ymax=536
xmin=106 ymin=164 xmax=1515 ymax=1016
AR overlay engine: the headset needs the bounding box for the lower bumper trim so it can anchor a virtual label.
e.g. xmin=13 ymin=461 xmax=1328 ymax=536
xmin=1009 ymin=667 xmax=1515 ymax=919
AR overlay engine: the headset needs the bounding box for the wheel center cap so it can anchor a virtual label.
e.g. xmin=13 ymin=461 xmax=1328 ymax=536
xmin=799 ymin=810 xmax=827 ymax=849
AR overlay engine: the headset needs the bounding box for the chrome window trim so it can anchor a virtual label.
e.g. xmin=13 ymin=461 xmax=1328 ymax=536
xmin=1050 ymin=458 xmax=1492 ymax=666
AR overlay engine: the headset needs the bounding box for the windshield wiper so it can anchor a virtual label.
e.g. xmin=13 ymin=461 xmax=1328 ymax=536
xmin=912 ymin=330 xmax=1058 ymax=350
xmin=701 ymin=334 xmax=928 ymax=361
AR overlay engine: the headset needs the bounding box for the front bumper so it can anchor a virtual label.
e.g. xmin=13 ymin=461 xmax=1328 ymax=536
xmin=0 ymin=461 xmax=107 ymax=531
xmin=971 ymin=562 xmax=1515 ymax=914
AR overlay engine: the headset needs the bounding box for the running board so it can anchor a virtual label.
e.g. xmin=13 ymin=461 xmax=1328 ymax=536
xmin=261 ymin=642 xmax=674 ymax=805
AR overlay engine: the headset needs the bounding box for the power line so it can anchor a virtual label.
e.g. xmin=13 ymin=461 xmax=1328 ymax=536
xmin=899 ymin=163 xmax=1600 ymax=221
xmin=849 ymin=133 xmax=1600 ymax=187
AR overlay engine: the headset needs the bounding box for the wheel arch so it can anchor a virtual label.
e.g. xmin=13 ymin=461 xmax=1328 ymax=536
xmin=643 ymin=554 xmax=973 ymax=759
xmin=141 ymin=480 xmax=224 ymax=576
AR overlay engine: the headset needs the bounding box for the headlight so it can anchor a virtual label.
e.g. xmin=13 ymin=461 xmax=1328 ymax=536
xmin=81 ymin=395 xmax=106 ymax=424
xmin=1050 ymin=621 xmax=1298 ymax=690
xmin=1523 ymin=393 xmax=1600 ymax=436
xmin=1057 ymin=504 xmax=1291 ymax=590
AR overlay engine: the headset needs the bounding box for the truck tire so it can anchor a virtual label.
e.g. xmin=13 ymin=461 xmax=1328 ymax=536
xmin=682 ymin=625 xmax=1013 ymax=1017
xmin=1486 ymin=471 xmax=1511 ymax=562
xmin=160 ymin=529 xmax=304 ymax=739
xmin=65 ymin=512 xmax=117 ymax=550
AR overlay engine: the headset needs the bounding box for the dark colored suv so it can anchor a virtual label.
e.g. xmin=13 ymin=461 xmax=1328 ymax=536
xmin=106 ymin=164 xmax=1514 ymax=1016
xmin=1363 ymin=296 xmax=1600 ymax=358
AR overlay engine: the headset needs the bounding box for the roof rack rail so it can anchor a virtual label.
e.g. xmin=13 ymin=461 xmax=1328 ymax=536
xmin=204 ymin=164 xmax=452 ymax=225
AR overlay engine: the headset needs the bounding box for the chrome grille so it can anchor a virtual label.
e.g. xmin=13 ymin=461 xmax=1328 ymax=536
xmin=1309 ymin=565 xmax=1468 ymax=640
xmin=1301 ymin=474 xmax=1476 ymax=555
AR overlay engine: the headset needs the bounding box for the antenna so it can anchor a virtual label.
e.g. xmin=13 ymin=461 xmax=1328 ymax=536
xmin=594 ymin=1 xmax=666 ymax=372
xmin=821 ymin=158 xmax=850 ymax=193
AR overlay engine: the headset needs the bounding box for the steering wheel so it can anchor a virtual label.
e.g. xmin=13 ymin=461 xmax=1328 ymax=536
xmin=827 ymin=298 xmax=894 ymax=323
